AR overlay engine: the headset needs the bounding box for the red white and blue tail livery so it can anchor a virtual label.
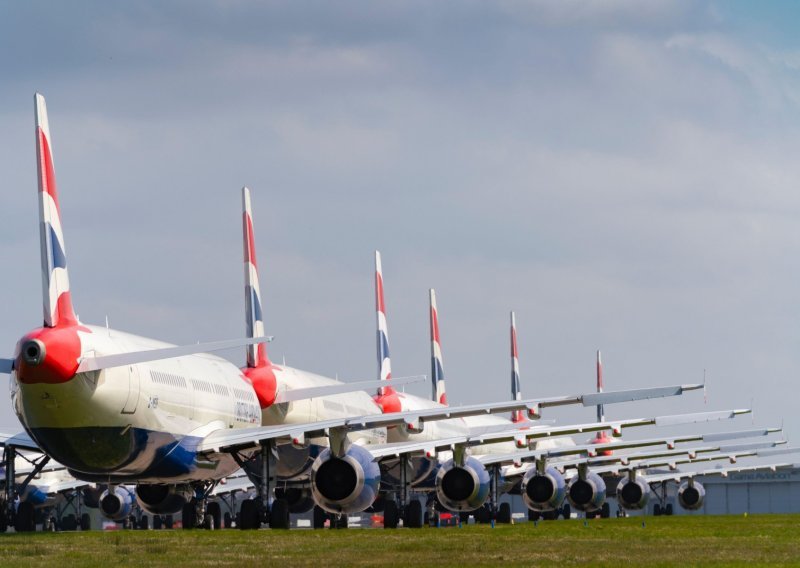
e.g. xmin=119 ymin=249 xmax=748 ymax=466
xmin=375 ymin=251 xmax=392 ymax=396
xmin=510 ymin=311 xmax=524 ymax=423
xmin=429 ymin=288 xmax=447 ymax=405
xmin=242 ymin=186 xmax=268 ymax=369
xmin=35 ymin=93 xmax=75 ymax=328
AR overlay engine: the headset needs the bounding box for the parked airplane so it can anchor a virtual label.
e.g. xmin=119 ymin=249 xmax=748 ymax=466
xmin=0 ymin=94 xmax=729 ymax=533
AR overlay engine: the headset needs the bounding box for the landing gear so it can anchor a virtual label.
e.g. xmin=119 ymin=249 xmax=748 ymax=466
xmin=383 ymin=500 xmax=399 ymax=529
xmin=206 ymin=502 xmax=222 ymax=530
xmin=233 ymin=440 xmax=288 ymax=529
xmin=486 ymin=464 xmax=502 ymax=526
xmin=601 ymin=502 xmax=611 ymax=519
xmin=2 ymin=445 xmax=51 ymax=533
xmin=15 ymin=502 xmax=35 ymax=532
xmin=404 ymin=500 xmax=423 ymax=528
xmin=269 ymin=499 xmax=290 ymax=529
xmin=312 ymin=505 xmax=326 ymax=529
xmin=182 ymin=501 xmax=197 ymax=529
xmin=496 ymin=502 xmax=512 ymax=524
xmin=561 ymin=504 xmax=571 ymax=520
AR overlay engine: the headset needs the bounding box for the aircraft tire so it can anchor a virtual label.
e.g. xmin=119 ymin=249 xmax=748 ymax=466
xmin=182 ymin=502 xmax=196 ymax=529
xmin=80 ymin=513 xmax=91 ymax=531
xmin=63 ymin=513 xmax=78 ymax=531
xmin=207 ymin=502 xmax=222 ymax=530
xmin=528 ymin=510 xmax=540 ymax=522
xmin=165 ymin=515 xmax=174 ymax=529
xmin=312 ymin=506 xmax=326 ymax=529
xmin=16 ymin=502 xmax=36 ymax=532
xmin=405 ymin=500 xmax=423 ymax=528
xmin=653 ymin=504 xmax=662 ymax=516
xmin=139 ymin=516 xmax=149 ymax=530
xmin=223 ymin=512 xmax=232 ymax=529
xmin=561 ymin=504 xmax=571 ymax=520
xmin=153 ymin=516 xmax=162 ymax=530
xmin=601 ymin=503 xmax=611 ymax=519
xmin=239 ymin=500 xmax=258 ymax=530
xmin=497 ymin=503 xmax=512 ymax=524
xmin=665 ymin=504 xmax=673 ymax=516
xmin=270 ymin=499 xmax=290 ymax=529
xmin=383 ymin=500 xmax=399 ymax=529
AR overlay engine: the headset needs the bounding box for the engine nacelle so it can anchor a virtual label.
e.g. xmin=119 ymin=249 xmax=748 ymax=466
xmin=275 ymin=486 xmax=315 ymax=514
xmin=678 ymin=480 xmax=705 ymax=511
xmin=136 ymin=484 xmax=193 ymax=515
xmin=616 ymin=477 xmax=651 ymax=510
xmin=100 ymin=486 xmax=134 ymax=521
xmin=521 ymin=466 xmax=566 ymax=512
xmin=567 ymin=471 xmax=606 ymax=512
xmin=310 ymin=444 xmax=381 ymax=514
xmin=435 ymin=456 xmax=491 ymax=512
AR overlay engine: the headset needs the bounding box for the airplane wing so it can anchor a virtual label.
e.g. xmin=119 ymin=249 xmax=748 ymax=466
xmin=554 ymin=441 xmax=793 ymax=474
xmin=639 ymin=461 xmax=796 ymax=485
xmin=477 ymin=426 xmax=782 ymax=467
xmin=375 ymin=409 xmax=751 ymax=460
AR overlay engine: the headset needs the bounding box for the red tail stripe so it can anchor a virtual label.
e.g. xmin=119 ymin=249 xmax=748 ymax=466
xmin=243 ymin=213 xmax=258 ymax=268
xmin=37 ymin=128 xmax=60 ymax=212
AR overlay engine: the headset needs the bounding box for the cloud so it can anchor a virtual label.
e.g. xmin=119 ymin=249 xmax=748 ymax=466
xmin=1 ymin=2 xmax=799 ymax=445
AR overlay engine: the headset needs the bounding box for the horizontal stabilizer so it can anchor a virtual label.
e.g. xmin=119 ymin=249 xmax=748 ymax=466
xmin=76 ymin=336 xmax=274 ymax=373
xmin=0 ymin=431 xmax=41 ymax=451
xmin=275 ymin=375 xmax=425 ymax=404
xmin=0 ymin=358 xmax=13 ymax=374
xmin=580 ymin=384 xmax=702 ymax=407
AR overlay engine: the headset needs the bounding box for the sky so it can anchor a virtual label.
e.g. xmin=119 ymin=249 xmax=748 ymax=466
xmin=1 ymin=1 xmax=800 ymax=456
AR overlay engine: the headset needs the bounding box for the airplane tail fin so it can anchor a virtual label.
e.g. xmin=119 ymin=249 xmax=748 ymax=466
xmin=375 ymin=251 xmax=393 ymax=395
xmin=35 ymin=93 xmax=76 ymax=328
xmin=429 ymin=289 xmax=447 ymax=405
xmin=510 ymin=311 xmax=524 ymax=422
xmin=596 ymin=350 xmax=605 ymax=423
xmin=242 ymin=187 xmax=270 ymax=368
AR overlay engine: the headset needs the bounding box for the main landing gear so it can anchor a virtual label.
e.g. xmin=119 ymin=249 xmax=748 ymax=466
xmin=232 ymin=441 xmax=290 ymax=530
xmin=1 ymin=445 xmax=51 ymax=533
xmin=383 ymin=456 xmax=422 ymax=529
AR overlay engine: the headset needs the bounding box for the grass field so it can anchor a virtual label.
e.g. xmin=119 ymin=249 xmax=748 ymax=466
xmin=0 ymin=514 xmax=798 ymax=567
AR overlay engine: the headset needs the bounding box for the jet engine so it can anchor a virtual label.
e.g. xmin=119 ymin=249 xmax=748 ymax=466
xmin=521 ymin=466 xmax=566 ymax=512
xmin=435 ymin=456 xmax=491 ymax=512
xmin=616 ymin=477 xmax=651 ymax=510
xmin=677 ymin=480 xmax=705 ymax=510
xmin=99 ymin=486 xmax=134 ymax=521
xmin=310 ymin=445 xmax=381 ymax=514
xmin=135 ymin=484 xmax=193 ymax=515
xmin=566 ymin=471 xmax=607 ymax=512
xmin=275 ymin=485 xmax=316 ymax=514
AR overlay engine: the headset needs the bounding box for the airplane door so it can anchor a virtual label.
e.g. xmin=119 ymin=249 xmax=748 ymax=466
xmin=122 ymin=365 xmax=140 ymax=414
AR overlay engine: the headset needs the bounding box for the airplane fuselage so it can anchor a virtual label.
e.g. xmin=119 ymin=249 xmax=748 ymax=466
xmin=12 ymin=324 xmax=385 ymax=484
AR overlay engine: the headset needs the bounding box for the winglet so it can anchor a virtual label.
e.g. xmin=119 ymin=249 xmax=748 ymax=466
xmin=35 ymin=93 xmax=76 ymax=328
xmin=510 ymin=311 xmax=524 ymax=422
xmin=430 ymin=289 xmax=447 ymax=405
xmin=375 ymin=251 xmax=393 ymax=396
xmin=242 ymin=187 xmax=269 ymax=368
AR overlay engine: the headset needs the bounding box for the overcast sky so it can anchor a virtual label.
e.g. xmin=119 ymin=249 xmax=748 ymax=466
xmin=2 ymin=1 xmax=799 ymax=451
